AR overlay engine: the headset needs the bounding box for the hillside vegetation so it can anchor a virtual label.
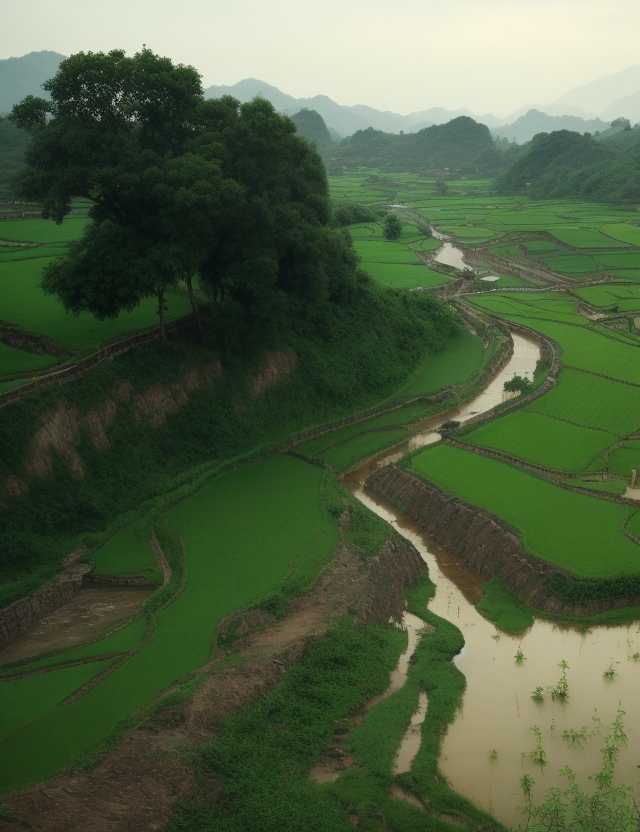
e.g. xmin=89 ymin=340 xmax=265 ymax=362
xmin=498 ymin=129 xmax=640 ymax=203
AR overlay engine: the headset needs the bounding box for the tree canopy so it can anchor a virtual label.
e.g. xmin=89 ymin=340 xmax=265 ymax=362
xmin=10 ymin=48 xmax=364 ymax=339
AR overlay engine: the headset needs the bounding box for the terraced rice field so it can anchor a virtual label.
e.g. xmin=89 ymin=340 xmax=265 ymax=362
xmin=407 ymin=443 xmax=640 ymax=578
xmin=0 ymin=213 xmax=208 ymax=382
xmin=328 ymin=170 xmax=640 ymax=281
xmin=91 ymin=525 xmax=162 ymax=582
xmin=0 ymin=455 xmax=339 ymax=791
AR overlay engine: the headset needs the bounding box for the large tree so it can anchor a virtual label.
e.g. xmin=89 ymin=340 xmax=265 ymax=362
xmin=11 ymin=49 xmax=363 ymax=340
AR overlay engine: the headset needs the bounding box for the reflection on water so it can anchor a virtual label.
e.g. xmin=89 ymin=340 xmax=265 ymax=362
xmin=343 ymin=330 xmax=640 ymax=828
xmin=394 ymin=691 xmax=428 ymax=774
xmin=434 ymin=242 xmax=468 ymax=271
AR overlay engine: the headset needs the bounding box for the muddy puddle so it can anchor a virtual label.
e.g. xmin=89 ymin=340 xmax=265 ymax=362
xmin=341 ymin=330 xmax=640 ymax=828
xmin=428 ymin=225 xmax=469 ymax=271
xmin=0 ymin=587 xmax=152 ymax=665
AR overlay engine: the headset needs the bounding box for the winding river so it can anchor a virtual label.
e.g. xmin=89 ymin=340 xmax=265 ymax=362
xmin=344 ymin=330 xmax=640 ymax=829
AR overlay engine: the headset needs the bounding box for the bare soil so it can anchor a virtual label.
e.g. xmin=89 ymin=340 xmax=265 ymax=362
xmin=0 ymin=538 xmax=422 ymax=832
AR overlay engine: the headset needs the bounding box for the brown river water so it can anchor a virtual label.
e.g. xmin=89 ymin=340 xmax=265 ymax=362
xmin=343 ymin=332 xmax=640 ymax=829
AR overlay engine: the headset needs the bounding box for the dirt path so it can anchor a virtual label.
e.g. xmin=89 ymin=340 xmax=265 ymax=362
xmin=0 ymin=538 xmax=422 ymax=832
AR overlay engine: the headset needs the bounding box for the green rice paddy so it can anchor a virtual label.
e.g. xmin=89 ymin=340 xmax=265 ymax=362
xmin=407 ymin=444 xmax=640 ymax=578
xmin=90 ymin=525 xmax=162 ymax=581
xmin=0 ymin=455 xmax=339 ymax=791
xmin=0 ymin=257 xmax=192 ymax=375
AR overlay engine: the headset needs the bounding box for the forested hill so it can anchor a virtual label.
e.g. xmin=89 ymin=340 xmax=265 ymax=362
xmin=331 ymin=116 xmax=502 ymax=175
xmin=0 ymin=51 xmax=65 ymax=114
xmin=498 ymin=128 xmax=640 ymax=203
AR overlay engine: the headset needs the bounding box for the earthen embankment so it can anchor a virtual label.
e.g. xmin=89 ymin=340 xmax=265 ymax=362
xmin=367 ymin=464 xmax=640 ymax=616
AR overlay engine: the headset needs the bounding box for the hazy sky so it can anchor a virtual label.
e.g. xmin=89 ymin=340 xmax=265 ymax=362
xmin=3 ymin=0 xmax=639 ymax=116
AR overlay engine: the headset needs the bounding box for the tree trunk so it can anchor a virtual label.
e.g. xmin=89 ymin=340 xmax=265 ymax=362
xmin=186 ymin=274 xmax=204 ymax=336
xmin=157 ymin=289 xmax=166 ymax=340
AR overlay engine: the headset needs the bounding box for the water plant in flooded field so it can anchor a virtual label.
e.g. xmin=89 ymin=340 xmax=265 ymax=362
xmin=514 ymin=647 xmax=525 ymax=665
xmin=520 ymin=710 xmax=638 ymax=832
xmin=562 ymin=725 xmax=588 ymax=749
xmin=529 ymin=725 xmax=548 ymax=769
xmin=548 ymin=660 xmax=569 ymax=702
xmin=531 ymin=686 xmax=545 ymax=704
xmin=603 ymin=663 xmax=617 ymax=681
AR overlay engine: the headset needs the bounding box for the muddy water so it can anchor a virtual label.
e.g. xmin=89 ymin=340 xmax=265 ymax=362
xmin=344 ymin=331 xmax=640 ymax=829
xmin=0 ymin=587 xmax=152 ymax=665
xmin=429 ymin=225 xmax=469 ymax=271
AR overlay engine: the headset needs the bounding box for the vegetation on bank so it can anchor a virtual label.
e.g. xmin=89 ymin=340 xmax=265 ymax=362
xmin=167 ymin=577 xmax=505 ymax=832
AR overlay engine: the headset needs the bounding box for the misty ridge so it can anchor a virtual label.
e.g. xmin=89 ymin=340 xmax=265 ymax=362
xmin=2 ymin=51 xmax=640 ymax=204
xmin=2 ymin=51 xmax=640 ymax=142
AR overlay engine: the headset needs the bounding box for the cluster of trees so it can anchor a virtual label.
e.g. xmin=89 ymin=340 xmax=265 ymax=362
xmin=10 ymin=49 xmax=368 ymax=341
xmin=498 ymin=128 xmax=640 ymax=204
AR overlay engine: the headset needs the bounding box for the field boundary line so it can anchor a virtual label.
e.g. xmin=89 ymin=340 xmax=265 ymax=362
xmin=0 ymin=313 xmax=196 ymax=408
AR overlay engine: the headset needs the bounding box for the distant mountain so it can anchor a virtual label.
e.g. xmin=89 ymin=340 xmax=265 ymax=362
xmin=0 ymin=51 xmax=65 ymax=114
xmin=601 ymin=90 xmax=640 ymax=124
xmin=203 ymin=78 xmax=502 ymax=136
xmin=553 ymin=65 xmax=640 ymax=121
xmin=494 ymin=109 xmax=610 ymax=144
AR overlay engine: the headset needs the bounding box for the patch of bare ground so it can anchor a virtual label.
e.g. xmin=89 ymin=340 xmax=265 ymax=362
xmin=0 ymin=537 xmax=423 ymax=832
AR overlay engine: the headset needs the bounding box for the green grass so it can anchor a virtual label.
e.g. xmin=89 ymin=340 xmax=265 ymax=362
xmin=396 ymin=329 xmax=489 ymax=398
xmin=407 ymin=443 xmax=640 ymax=578
xmin=538 ymin=253 xmax=602 ymax=274
xmin=605 ymin=440 xmax=640 ymax=478
xmin=167 ymin=618 xmax=409 ymax=832
xmin=573 ymin=285 xmax=640 ymax=309
xmin=0 ymin=660 xmax=113 ymax=743
xmin=597 ymin=252 xmax=640 ymax=269
xmin=0 ymin=244 xmax=68 ymax=261
xmin=549 ymin=227 xmax=628 ymax=249
xmin=475 ymin=578 xmax=535 ymax=634
xmin=317 ymin=428 xmax=409 ymax=472
xmin=0 ymin=218 xmax=88 ymax=243
xmin=90 ymin=524 xmax=161 ymax=580
xmin=0 ymin=455 xmax=340 ymax=792
xmin=562 ymin=477 xmax=628 ymax=495
xmin=527 ymin=369 xmax=640 ymax=436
